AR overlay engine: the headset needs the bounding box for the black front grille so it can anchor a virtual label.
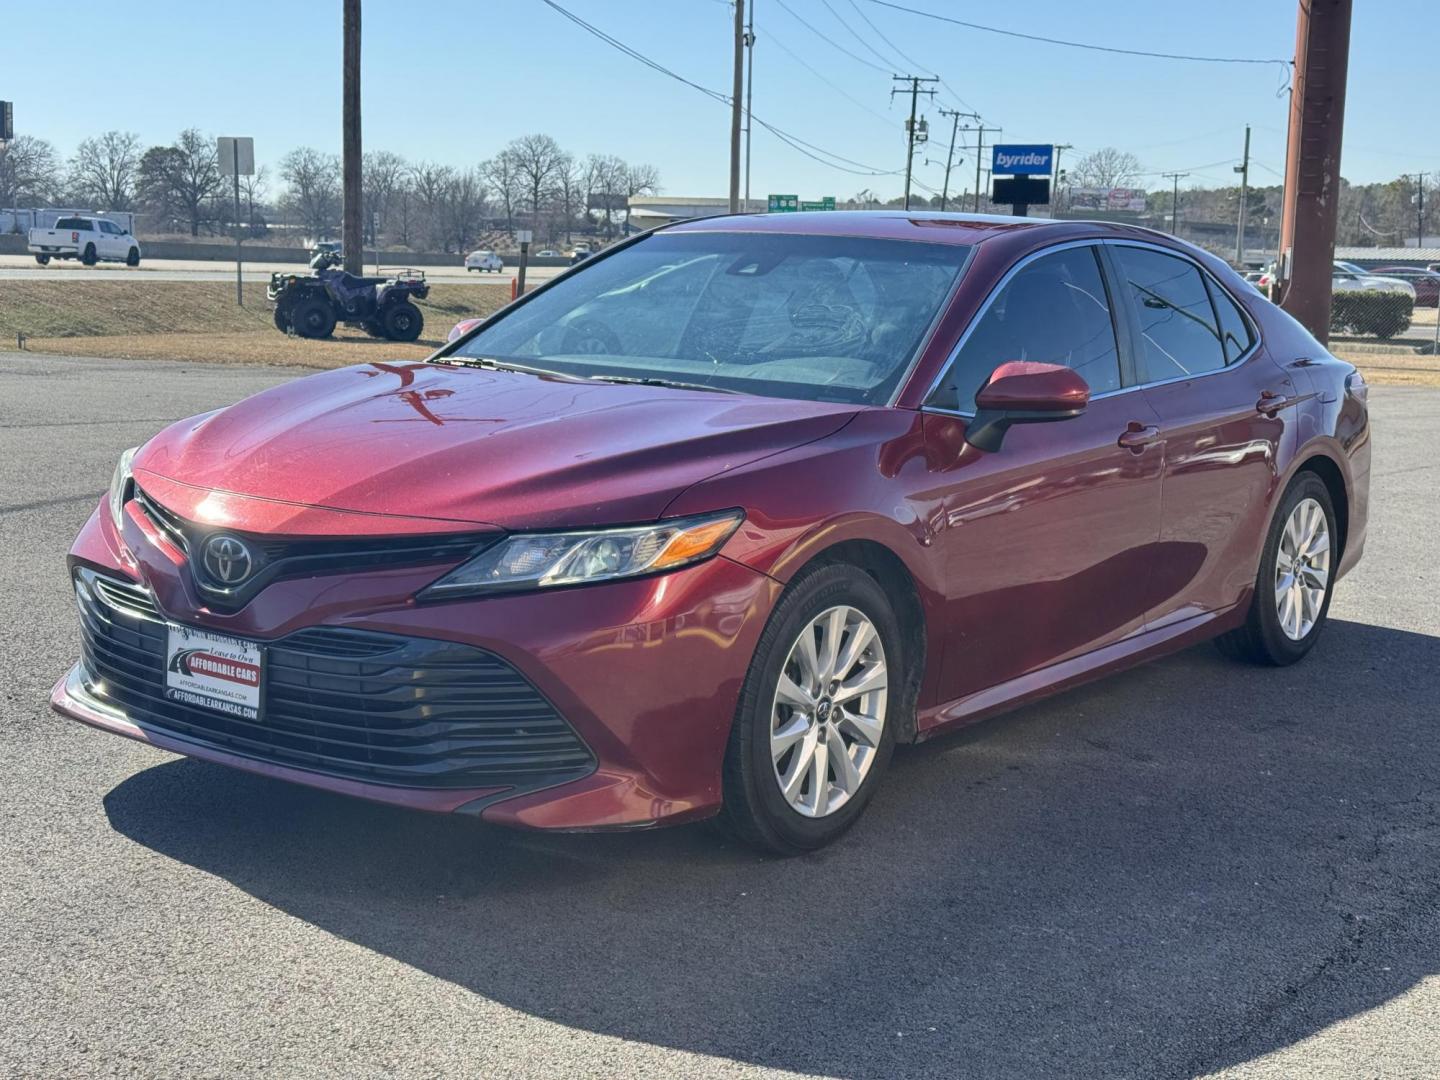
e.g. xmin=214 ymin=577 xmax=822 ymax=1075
xmin=73 ymin=567 xmax=595 ymax=791
xmin=133 ymin=486 xmax=497 ymax=611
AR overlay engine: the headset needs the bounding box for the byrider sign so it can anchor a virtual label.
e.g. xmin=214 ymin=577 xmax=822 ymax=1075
xmin=992 ymin=144 xmax=1054 ymax=176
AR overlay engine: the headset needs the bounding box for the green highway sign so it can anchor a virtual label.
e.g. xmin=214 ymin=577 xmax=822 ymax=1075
xmin=768 ymin=194 xmax=799 ymax=213
xmin=799 ymin=197 xmax=838 ymax=211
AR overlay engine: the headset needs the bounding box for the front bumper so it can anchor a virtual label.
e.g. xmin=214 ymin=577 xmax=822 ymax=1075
xmin=53 ymin=502 xmax=781 ymax=830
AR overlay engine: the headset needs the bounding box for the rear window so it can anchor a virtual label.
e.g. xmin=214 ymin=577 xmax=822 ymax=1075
xmin=55 ymin=217 xmax=92 ymax=230
xmin=1207 ymin=278 xmax=1254 ymax=364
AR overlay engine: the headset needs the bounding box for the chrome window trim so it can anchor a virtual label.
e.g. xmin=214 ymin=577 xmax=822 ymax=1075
xmin=919 ymin=236 xmax=1264 ymax=419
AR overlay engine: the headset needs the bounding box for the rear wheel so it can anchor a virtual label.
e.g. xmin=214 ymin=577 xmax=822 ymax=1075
xmin=720 ymin=564 xmax=900 ymax=854
xmin=1217 ymin=472 xmax=1337 ymax=666
xmin=126 ymin=247 xmax=140 ymax=267
xmin=290 ymin=296 xmax=337 ymax=339
xmin=34 ymin=254 xmax=49 ymax=266
xmin=81 ymin=243 xmax=97 ymax=266
xmin=381 ymin=300 xmax=423 ymax=342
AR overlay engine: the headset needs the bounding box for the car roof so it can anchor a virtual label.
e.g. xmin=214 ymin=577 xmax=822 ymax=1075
xmin=660 ymin=209 xmax=1180 ymax=250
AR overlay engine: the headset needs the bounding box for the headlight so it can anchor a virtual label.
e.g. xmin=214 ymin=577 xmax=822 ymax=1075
xmin=420 ymin=509 xmax=744 ymax=599
xmin=108 ymin=446 xmax=139 ymax=533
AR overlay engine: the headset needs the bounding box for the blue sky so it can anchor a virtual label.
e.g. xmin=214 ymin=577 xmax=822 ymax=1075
xmin=7 ymin=0 xmax=1437 ymax=199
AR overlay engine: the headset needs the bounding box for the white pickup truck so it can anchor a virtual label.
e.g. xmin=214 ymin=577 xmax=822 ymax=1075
xmin=28 ymin=216 xmax=142 ymax=267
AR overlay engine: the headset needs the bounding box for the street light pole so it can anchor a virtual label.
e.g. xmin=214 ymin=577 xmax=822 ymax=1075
xmin=1234 ymin=124 xmax=1251 ymax=264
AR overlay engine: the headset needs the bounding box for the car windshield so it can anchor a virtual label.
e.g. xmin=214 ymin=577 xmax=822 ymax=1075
xmin=448 ymin=231 xmax=970 ymax=404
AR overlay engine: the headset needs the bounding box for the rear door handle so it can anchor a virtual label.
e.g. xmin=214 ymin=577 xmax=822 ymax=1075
xmin=1117 ymin=422 xmax=1161 ymax=451
xmin=1256 ymin=390 xmax=1291 ymax=415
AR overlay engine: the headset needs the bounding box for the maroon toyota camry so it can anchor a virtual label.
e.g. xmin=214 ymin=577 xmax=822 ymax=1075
xmin=54 ymin=212 xmax=1370 ymax=852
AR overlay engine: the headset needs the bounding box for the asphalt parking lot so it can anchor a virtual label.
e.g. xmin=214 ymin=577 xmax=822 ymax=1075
xmin=2 ymin=351 xmax=1437 ymax=1079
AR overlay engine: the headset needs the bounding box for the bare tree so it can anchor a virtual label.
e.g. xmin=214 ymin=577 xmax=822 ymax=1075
xmin=280 ymin=147 xmax=341 ymax=239
xmin=68 ymin=131 xmax=141 ymax=210
xmin=481 ymin=151 xmax=524 ymax=233
xmin=622 ymin=162 xmax=660 ymax=230
xmin=363 ymin=149 xmax=408 ymax=245
xmin=410 ymin=161 xmax=456 ymax=251
xmin=239 ymin=165 xmax=270 ymax=235
xmin=553 ymin=154 xmax=582 ymax=244
xmin=440 ymin=167 xmax=487 ymax=253
xmin=1070 ymin=147 xmax=1143 ymax=189
xmin=135 ymin=129 xmax=222 ymax=235
xmin=583 ymin=153 xmax=627 ymax=237
xmin=506 ymin=134 xmax=567 ymax=220
xmin=0 ymin=135 xmax=63 ymax=209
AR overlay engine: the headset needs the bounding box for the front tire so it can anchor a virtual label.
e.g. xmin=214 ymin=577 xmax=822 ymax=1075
xmin=289 ymin=296 xmax=337 ymax=339
xmin=126 ymin=247 xmax=140 ymax=267
xmin=720 ymin=564 xmax=901 ymax=854
xmin=381 ymin=300 xmax=423 ymax=342
xmin=1217 ymin=472 xmax=1337 ymax=666
xmin=272 ymin=304 xmax=291 ymax=333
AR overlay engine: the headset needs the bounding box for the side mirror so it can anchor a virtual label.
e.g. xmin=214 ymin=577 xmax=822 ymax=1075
xmin=966 ymin=361 xmax=1090 ymax=452
xmin=446 ymin=317 xmax=484 ymax=343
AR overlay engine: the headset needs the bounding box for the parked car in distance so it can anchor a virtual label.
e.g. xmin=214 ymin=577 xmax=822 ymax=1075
xmin=1332 ymin=260 xmax=1416 ymax=299
xmin=28 ymin=215 xmax=141 ymax=266
xmin=54 ymin=212 xmax=1370 ymax=854
xmin=465 ymin=250 xmax=504 ymax=273
xmin=536 ymin=249 xmax=561 ymax=258
xmin=1368 ymin=266 xmax=1440 ymax=307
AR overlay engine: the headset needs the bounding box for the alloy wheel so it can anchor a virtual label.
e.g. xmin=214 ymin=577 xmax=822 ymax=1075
xmin=1275 ymin=496 xmax=1331 ymax=641
xmin=769 ymin=605 xmax=888 ymax=818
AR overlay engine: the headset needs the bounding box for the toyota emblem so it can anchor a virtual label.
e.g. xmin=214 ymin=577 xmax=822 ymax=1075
xmin=202 ymin=534 xmax=254 ymax=586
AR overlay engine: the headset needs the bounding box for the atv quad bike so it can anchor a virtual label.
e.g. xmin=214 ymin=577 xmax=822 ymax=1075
xmin=268 ymin=251 xmax=430 ymax=342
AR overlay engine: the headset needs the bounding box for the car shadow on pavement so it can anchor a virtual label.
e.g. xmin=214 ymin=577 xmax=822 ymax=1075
xmin=103 ymin=618 xmax=1440 ymax=1079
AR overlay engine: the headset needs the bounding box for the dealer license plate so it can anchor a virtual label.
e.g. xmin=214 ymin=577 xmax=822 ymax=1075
xmin=164 ymin=623 xmax=263 ymax=720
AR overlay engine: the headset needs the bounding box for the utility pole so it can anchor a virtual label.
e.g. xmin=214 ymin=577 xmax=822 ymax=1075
xmin=729 ymin=0 xmax=745 ymax=214
xmin=743 ymin=0 xmax=756 ymax=211
xmin=937 ymin=108 xmax=979 ymax=211
xmin=1277 ymin=0 xmax=1352 ymax=344
xmin=1404 ymin=172 xmax=1427 ymax=245
xmin=1163 ymin=172 xmax=1189 ymax=234
xmin=973 ymin=124 xmax=987 ymax=212
xmin=1052 ymin=143 xmax=1073 ymax=215
xmin=1234 ymin=124 xmax=1251 ymax=265
xmin=892 ymin=75 xmax=937 ymax=211
xmin=341 ymin=0 xmax=362 ymax=275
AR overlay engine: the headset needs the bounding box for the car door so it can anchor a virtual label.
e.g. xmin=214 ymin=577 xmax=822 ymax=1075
xmin=1107 ymin=242 xmax=1298 ymax=629
xmin=921 ymin=242 xmax=1167 ymax=703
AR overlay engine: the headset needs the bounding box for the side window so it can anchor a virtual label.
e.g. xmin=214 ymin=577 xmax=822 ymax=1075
xmin=1113 ymin=247 xmax=1225 ymax=381
xmin=1207 ymin=277 xmax=1254 ymax=364
xmin=930 ymin=246 xmax=1121 ymax=413
xmin=98 ymin=221 xmax=116 ymax=234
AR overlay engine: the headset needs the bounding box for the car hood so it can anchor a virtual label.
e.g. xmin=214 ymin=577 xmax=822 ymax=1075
xmin=134 ymin=361 xmax=860 ymax=530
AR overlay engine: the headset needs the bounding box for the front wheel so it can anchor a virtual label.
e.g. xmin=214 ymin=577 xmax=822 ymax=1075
xmin=289 ymin=296 xmax=337 ymax=339
xmin=126 ymin=247 xmax=140 ymax=267
xmin=720 ymin=564 xmax=901 ymax=854
xmin=272 ymin=304 xmax=291 ymax=333
xmin=381 ymin=300 xmax=423 ymax=342
xmin=1217 ymin=472 xmax=1337 ymax=666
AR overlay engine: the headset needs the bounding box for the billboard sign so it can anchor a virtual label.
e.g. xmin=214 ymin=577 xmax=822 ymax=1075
xmin=1069 ymin=186 xmax=1148 ymax=213
xmin=991 ymin=176 xmax=1051 ymax=207
xmin=992 ymin=144 xmax=1053 ymax=176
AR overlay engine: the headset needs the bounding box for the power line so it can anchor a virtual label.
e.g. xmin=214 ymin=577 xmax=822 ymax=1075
xmin=842 ymin=0 xmax=983 ymax=117
xmin=762 ymin=24 xmax=896 ymax=128
xmin=859 ymin=0 xmax=1292 ymax=68
xmin=541 ymin=0 xmax=896 ymax=177
xmin=772 ymin=0 xmax=890 ymax=73
xmin=818 ymin=0 xmax=897 ymax=70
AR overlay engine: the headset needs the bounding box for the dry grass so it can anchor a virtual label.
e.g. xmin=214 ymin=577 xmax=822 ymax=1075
xmin=3 ymin=280 xmax=510 ymax=367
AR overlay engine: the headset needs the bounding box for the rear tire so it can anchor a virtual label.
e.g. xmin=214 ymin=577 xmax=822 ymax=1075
xmin=126 ymin=247 xmax=140 ymax=267
xmin=272 ymin=304 xmax=291 ymax=333
xmin=1216 ymin=472 xmax=1337 ymax=666
xmin=720 ymin=564 xmax=901 ymax=854
xmin=381 ymin=300 xmax=423 ymax=342
xmin=81 ymin=244 xmax=97 ymax=266
xmin=289 ymin=296 xmax=336 ymax=339
xmin=34 ymin=254 xmax=49 ymax=266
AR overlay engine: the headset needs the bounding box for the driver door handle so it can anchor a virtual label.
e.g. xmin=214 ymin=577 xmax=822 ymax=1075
xmin=1117 ymin=422 xmax=1161 ymax=451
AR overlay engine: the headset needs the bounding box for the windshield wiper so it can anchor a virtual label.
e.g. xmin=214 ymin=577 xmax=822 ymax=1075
xmin=433 ymin=355 xmax=578 ymax=380
xmin=584 ymin=374 xmax=745 ymax=395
